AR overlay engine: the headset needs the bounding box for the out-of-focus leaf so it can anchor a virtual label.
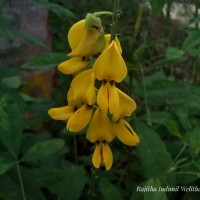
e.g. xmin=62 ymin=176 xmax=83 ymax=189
xmin=99 ymin=178 xmax=123 ymax=200
xmin=165 ymin=47 xmax=185 ymax=59
xmin=32 ymin=163 xmax=86 ymax=200
xmin=0 ymin=94 xmax=24 ymax=158
xmin=1 ymin=76 xmax=21 ymax=88
xmin=150 ymin=0 xmax=165 ymax=16
xmin=32 ymin=0 xmax=75 ymax=18
xmin=21 ymin=53 xmax=68 ymax=69
xmin=0 ymin=14 xmax=13 ymax=26
xmin=0 ymin=67 xmax=20 ymax=79
xmin=0 ymin=28 xmax=14 ymax=43
xmin=21 ymin=139 xmax=65 ymax=161
xmin=0 ymin=174 xmax=23 ymax=200
xmin=0 ymin=154 xmax=15 ymax=175
xmin=15 ymin=30 xmax=47 ymax=48
xmin=164 ymin=119 xmax=182 ymax=139
xmin=135 ymin=121 xmax=172 ymax=178
xmin=183 ymin=31 xmax=200 ymax=56
xmin=143 ymin=178 xmax=167 ymax=200
xmin=150 ymin=57 xmax=185 ymax=68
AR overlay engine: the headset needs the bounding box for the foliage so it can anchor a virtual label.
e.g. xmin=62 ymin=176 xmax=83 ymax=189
xmin=0 ymin=0 xmax=200 ymax=200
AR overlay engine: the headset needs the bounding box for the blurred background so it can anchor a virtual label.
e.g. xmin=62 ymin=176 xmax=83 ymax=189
xmin=0 ymin=0 xmax=200 ymax=200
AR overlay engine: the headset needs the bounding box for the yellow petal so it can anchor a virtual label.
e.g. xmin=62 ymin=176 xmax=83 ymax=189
xmin=113 ymin=119 xmax=139 ymax=146
xmin=68 ymin=26 xmax=102 ymax=57
xmin=68 ymin=19 xmax=85 ymax=50
xmin=67 ymin=88 xmax=75 ymax=106
xmin=112 ymin=89 xmax=137 ymax=122
xmin=93 ymin=41 xmax=127 ymax=82
xmin=58 ymin=57 xmax=89 ymax=75
xmin=97 ymin=82 xmax=109 ymax=113
xmin=48 ymin=106 xmax=74 ymax=120
xmin=70 ymin=69 xmax=96 ymax=105
xmin=108 ymin=82 xmax=119 ymax=115
xmin=92 ymin=143 xmax=101 ymax=169
xmin=86 ymin=108 xmax=115 ymax=142
xmin=102 ymin=143 xmax=113 ymax=170
xmin=67 ymin=104 xmax=93 ymax=132
xmin=104 ymin=34 xmax=122 ymax=54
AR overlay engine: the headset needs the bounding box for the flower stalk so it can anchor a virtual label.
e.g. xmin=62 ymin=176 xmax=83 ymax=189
xmin=110 ymin=0 xmax=120 ymax=42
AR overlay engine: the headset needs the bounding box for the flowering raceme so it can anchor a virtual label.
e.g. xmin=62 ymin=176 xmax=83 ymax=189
xmin=48 ymin=12 xmax=139 ymax=170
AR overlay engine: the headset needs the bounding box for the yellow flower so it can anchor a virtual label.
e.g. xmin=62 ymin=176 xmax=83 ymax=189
xmin=68 ymin=14 xmax=105 ymax=58
xmin=86 ymin=108 xmax=114 ymax=170
xmin=97 ymin=81 xmax=119 ymax=114
xmin=112 ymin=89 xmax=137 ymax=122
xmin=58 ymin=57 xmax=90 ymax=75
xmin=70 ymin=69 xmax=96 ymax=105
xmin=48 ymin=70 xmax=96 ymax=132
xmin=92 ymin=141 xmax=113 ymax=170
xmin=86 ymin=108 xmax=115 ymax=142
xmin=67 ymin=104 xmax=93 ymax=132
xmin=93 ymin=40 xmax=127 ymax=82
xmin=48 ymin=87 xmax=75 ymax=121
xmin=113 ymin=119 xmax=139 ymax=146
xmin=48 ymin=106 xmax=74 ymax=121
xmin=104 ymin=34 xmax=122 ymax=54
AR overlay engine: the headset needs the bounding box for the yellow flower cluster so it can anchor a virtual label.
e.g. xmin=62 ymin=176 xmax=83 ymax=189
xmin=48 ymin=13 xmax=139 ymax=170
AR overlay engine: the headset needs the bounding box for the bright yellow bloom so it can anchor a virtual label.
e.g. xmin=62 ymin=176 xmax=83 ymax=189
xmin=48 ymin=106 xmax=74 ymax=121
xmin=92 ymin=142 xmax=113 ymax=171
xmin=70 ymin=69 xmax=96 ymax=105
xmin=68 ymin=14 xmax=105 ymax=58
xmin=113 ymin=119 xmax=139 ymax=146
xmin=93 ymin=40 xmax=127 ymax=82
xmin=112 ymin=89 xmax=137 ymax=122
xmin=97 ymin=81 xmax=119 ymax=114
xmin=67 ymin=104 xmax=93 ymax=132
xmin=48 ymin=87 xmax=75 ymax=121
xmin=86 ymin=108 xmax=114 ymax=142
xmin=104 ymin=34 xmax=122 ymax=54
xmin=48 ymin=70 xmax=96 ymax=132
xmin=58 ymin=57 xmax=90 ymax=75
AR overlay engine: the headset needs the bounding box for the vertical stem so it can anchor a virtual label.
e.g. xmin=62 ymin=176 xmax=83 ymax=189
xmin=88 ymin=167 xmax=97 ymax=200
xmin=110 ymin=0 xmax=120 ymax=41
xmin=16 ymin=161 xmax=26 ymax=200
xmin=194 ymin=0 xmax=199 ymax=82
xmin=73 ymin=136 xmax=78 ymax=164
xmin=139 ymin=64 xmax=152 ymax=126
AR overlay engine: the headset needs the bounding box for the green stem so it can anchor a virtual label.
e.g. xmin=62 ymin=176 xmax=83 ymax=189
xmin=110 ymin=0 xmax=120 ymax=42
xmin=93 ymin=11 xmax=113 ymax=16
xmin=88 ymin=167 xmax=97 ymax=200
xmin=173 ymin=142 xmax=187 ymax=163
xmin=139 ymin=64 xmax=152 ymax=126
xmin=16 ymin=161 xmax=26 ymax=200
xmin=73 ymin=136 xmax=78 ymax=164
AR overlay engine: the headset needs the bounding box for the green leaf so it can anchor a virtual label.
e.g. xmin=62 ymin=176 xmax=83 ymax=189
xmin=0 ymin=94 xmax=24 ymax=158
xmin=183 ymin=30 xmax=200 ymax=55
xmin=150 ymin=0 xmax=165 ymax=16
xmin=0 ymin=154 xmax=15 ymax=175
xmin=164 ymin=119 xmax=182 ymax=139
xmin=1 ymin=76 xmax=21 ymax=88
xmin=15 ymin=30 xmax=47 ymax=48
xmin=0 ymin=14 xmax=13 ymax=26
xmin=0 ymin=67 xmax=20 ymax=79
xmin=165 ymin=47 xmax=185 ymax=59
xmin=32 ymin=0 xmax=75 ymax=18
xmin=33 ymin=163 xmax=86 ymax=200
xmin=99 ymin=178 xmax=123 ymax=200
xmin=135 ymin=121 xmax=172 ymax=178
xmin=143 ymin=178 xmax=167 ymax=200
xmin=21 ymin=53 xmax=69 ymax=69
xmin=21 ymin=138 xmax=65 ymax=161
